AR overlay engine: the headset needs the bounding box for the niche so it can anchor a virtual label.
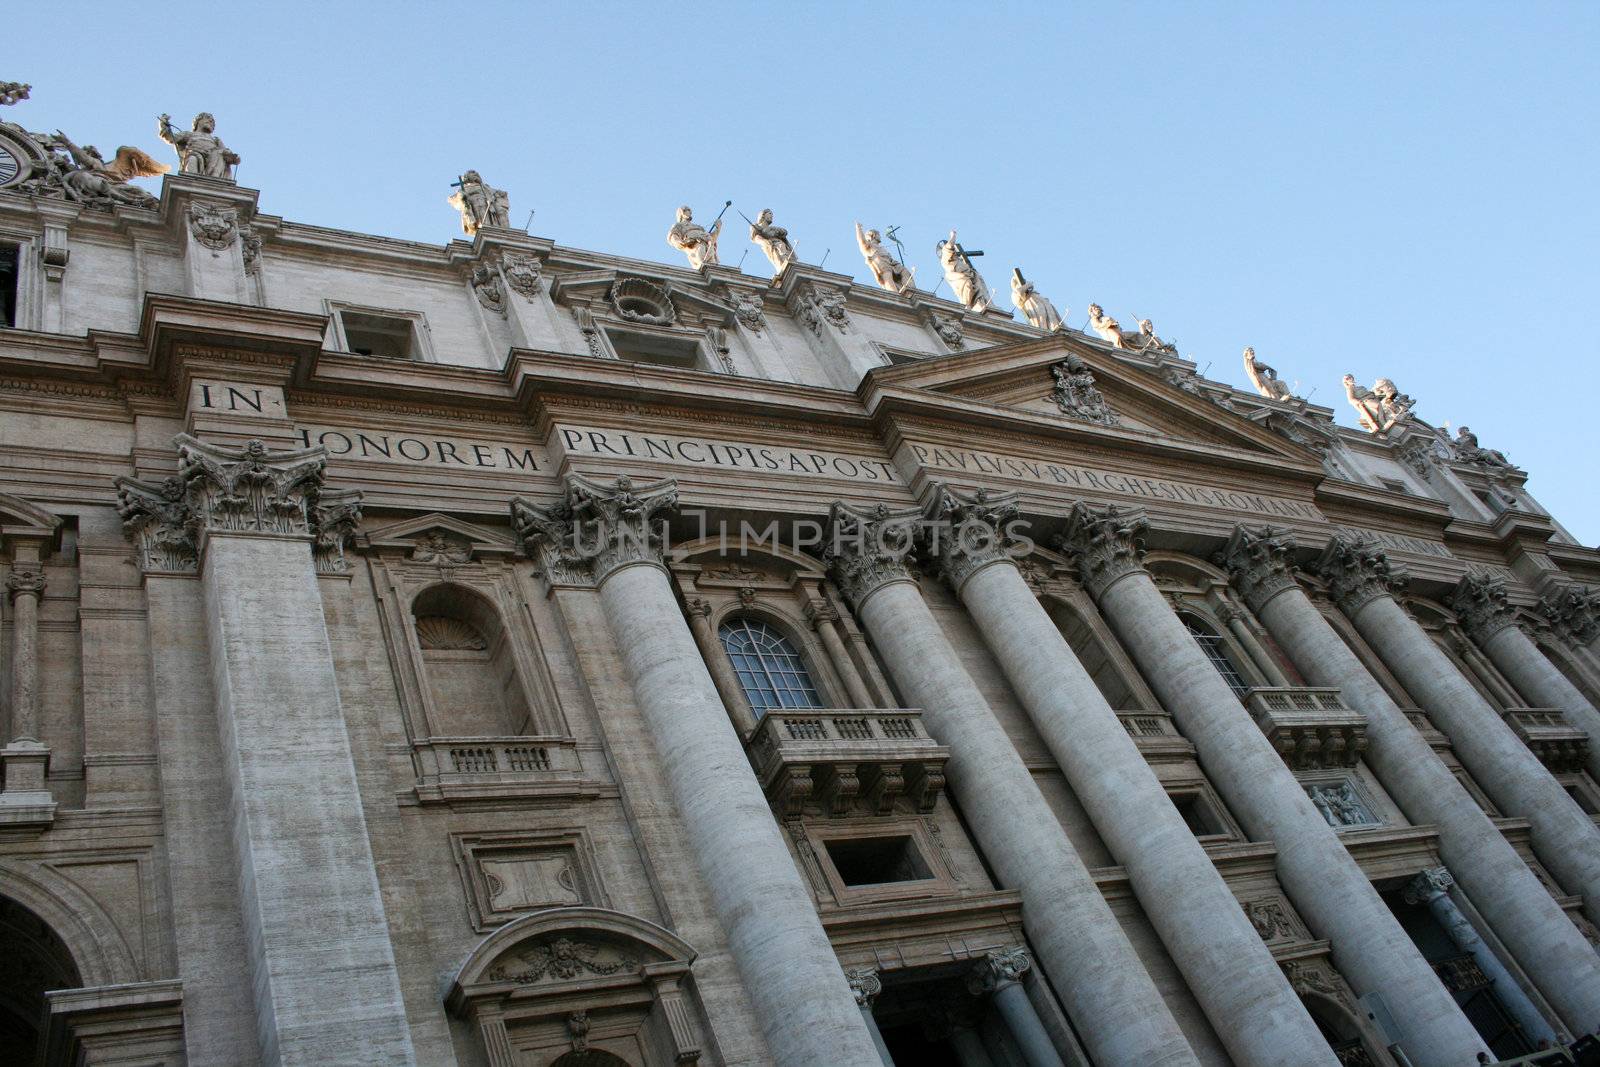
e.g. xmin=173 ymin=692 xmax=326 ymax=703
xmin=412 ymin=584 xmax=532 ymax=736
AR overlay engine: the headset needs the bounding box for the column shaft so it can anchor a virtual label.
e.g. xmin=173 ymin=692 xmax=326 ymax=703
xmin=992 ymin=982 xmax=1066 ymax=1067
xmin=1483 ymin=624 xmax=1600 ymax=778
xmin=8 ymin=573 xmax=41 ymax=739
xmin=598 ymin=562 xmax=880 ymax=1067
xmin=1258 ymin=586 xmax=1600 ymax=1033
xmin=960 ymin=562 xmax=1332 ymax=1067
xmin=684 ymin=602 xmax=758 ymax=735
xmin=815 ymin=614 xmax=876 ymax=708
xmin=1228 ymin=612 xmax=1292 ymax=686
xmin=950 ymin=1027 xmax=996 ymax=1067
xmin=1096 ymin=573 xmax=1487 ymax=1067
xmin=1350 ymin=595 xmax=1600 ymax=908
xmin=855 ymin=579 xmax=1198 ymax=1067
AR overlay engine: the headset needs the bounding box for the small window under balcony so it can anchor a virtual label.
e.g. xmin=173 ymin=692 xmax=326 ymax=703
xmin=824 ymin=835 xmax=932 ymax=887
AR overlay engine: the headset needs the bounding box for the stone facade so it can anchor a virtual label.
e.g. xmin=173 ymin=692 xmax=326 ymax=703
xmin=3 ymin=100 xmax=1600 ymax=1067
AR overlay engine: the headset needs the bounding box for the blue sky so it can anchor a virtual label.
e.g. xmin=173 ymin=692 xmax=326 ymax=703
xmin=11 ymin=2 xmax=1599 ymax=541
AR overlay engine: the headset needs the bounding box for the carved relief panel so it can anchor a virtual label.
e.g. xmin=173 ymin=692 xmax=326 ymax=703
xmin=453 ymin=829 xmax=607 ymax=932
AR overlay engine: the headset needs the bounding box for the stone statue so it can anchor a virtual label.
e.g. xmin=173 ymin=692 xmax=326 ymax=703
xmin=1344 ymin=375 xmax=1413 ymax=433
xmin=747 ymin=208 xmax=794 ymax=276
xmin=936 ymin=230 xmax=992 ymax=313
xmin=1453 ymin=427 xmax=1512 ymax=469
xmin=448 ymin=171 xmax=511 ymax=236
xmin=157 ymin=112 xmax=240 ymax=180
xmin=1133 ymin=319 xmax=1176 ymax=355
xmin=0 ymin=81 xmax=29 ymax=107
xmin=1010 ymin=269 xmax=1063 ymax=332
xmin=1086 ymin=303 xmax=1128 ymax=348
xmin=1051 ymin=356 xmax=1118 ymax=426
xmin=1243 ymin=347 xmax=1293 ymax=401
xmin=667 ymin=205 xmax=721 ymax=269
xmin=855 ymin=222 xmax=914 ymax=294
xmin=42 ymin=129 xmax=166 ymax=209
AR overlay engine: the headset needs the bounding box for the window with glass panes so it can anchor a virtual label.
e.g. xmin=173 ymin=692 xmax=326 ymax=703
xmin=718 ymin=618 xmax=822 ymax=715
xmin=1182 ymin=614 xmax=1251 ymax=698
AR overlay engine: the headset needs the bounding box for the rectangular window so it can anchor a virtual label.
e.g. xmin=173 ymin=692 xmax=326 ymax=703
xmin=339 ymin=309 xmax=419 ymax=359
xmin=0 ymin=243 xmax=19 ymax=328
xmin=1380 ymin=479 xmax=1408 ymax=495
xmin=823 ymin=835 xmax=932 ymax=887
xmin=603 ymin=327 xmax=704 ymax=368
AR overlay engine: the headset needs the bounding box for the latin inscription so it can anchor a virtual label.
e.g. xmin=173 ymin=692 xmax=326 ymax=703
xmin=295 ymin=426 xmax=541 ymax=471
xmin=556 ymin=425 xmax=900 ymax=483
xmin=191 ymin=379 xmax=287 ymax=419
xmin=1337 ymin=526 xmax=1454 ymax=560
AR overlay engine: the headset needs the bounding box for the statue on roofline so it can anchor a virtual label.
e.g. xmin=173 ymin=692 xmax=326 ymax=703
xmin=667 ymin=203 xmax=721 ymax=269
xmin=855 ymin=221 xmax=914 ymax=294
xmin=448 ymin=170 xmax=511 ymax=236
xmin=158 ymin=112 xmax=240 ymax=180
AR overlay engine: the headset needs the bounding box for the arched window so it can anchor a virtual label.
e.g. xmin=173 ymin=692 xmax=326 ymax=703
xmin=1182 ymin=614 xmax=1251 ymax=698
xmin=718 ymin=619 xmax=821 ymax=715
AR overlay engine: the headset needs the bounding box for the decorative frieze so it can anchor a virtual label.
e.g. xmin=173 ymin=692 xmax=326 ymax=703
xmin=1540 ymin=584 xmax=1600 ymax=649
xmin=176 ymin=434 xmax=324 ymax=537
xmin=1055 ymin=502 xmax=1148 ymax=598
xmin=1314 ymin=536 xmax=1407 ymax=616
xmin=924 ymin=483 xmax=1023 ymax=593
xmin=1305 ymin=780 xmax=1379 ymax=829
xmin=510 ymin=474 xmax=679 ymax=586
xmin=114 ymin=475 xmax=199 ymax=574
xmin=1448 ymin=572 xmax=1519 ymax=643
xmin=1217 ymin=525 xmax=1301 ymax=614
xmin=486 ymin=937 xmax=639 ymax=985
xmin=824 ymin=502 xmax=920 ymax=608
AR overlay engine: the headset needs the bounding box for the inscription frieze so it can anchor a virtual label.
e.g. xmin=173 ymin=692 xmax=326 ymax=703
xmin=556 ymin=425 xmax=899 ymax=483
xmin=295 ymin=426 xmax=542 ymax=471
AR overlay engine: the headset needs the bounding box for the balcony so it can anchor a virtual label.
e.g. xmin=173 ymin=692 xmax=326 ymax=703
xmin=1244 ymin=688 xmax=1368 ymax=770
xmin=1503 ymin=707 xmax=1590 ymax=773
xmin=412 ymin=736 xmax=599 ymax=804
xmin=1116 ymin=711 xmax=1195 ymax=760
xmin=746 ymin=709 xmax=950 ymax=817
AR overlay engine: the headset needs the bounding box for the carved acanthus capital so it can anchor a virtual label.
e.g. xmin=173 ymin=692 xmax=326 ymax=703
xmin=846 ymin=968 xmax=882 ymax=1007
xmin=6 ymin=568 xmax=45 ymax=600
xmin=802 ymin=598 xmax=840 ymax=628
xmin=923 ymin=483 xmax=1024 ymax=594
xmin=176 ymin=435 xmax=325 ymax=538
xmin=1055 ymin=502 xmax=1148 ymax=599
xmin=1218 ymin=525 xmax=1301 ymax=614
xmin=511 ymin=474 xmax=679 ymax=586
xmin=1540 ymin=584 xmax=1600 ymax=648
xmin=1314 ymin=536 xmax=1407 ymax=617
xmin=824 ymin=502 xmax=920 ymax=610
xmin=1448 ymin=572 xmax=1519 ymax=643
xmin=966 ymin=947 xmax=1031 ymax=996
xmin=312 ymin=487 xmax=363 ymax=574
xmin=1402 ymin=865 xmax=1454 ymax=906
xmin=114 ymin=474 xmax=198 ymax=574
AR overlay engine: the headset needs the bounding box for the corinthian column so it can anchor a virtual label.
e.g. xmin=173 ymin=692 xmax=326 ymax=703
xmin=511 ymin=477 xmax=881 ymax=1067
xmin=174 ymin=434 xmax=417 ymax=1066
xmin=825 ymin=501 xmax=1198 ymax=1067
xmin=1058 ymin=506 xmax=1488 ymax=1067
xmin=964 ymin=949 xmax=1063 ymax=1067
xmin=1315 ymin=537 xmax=1600 ymax=914
xmin=927 ymin=486 xmax=1332 ymax=1067
xmin=1451 ymin=573 xmax=1600 ymax=778
xmin=1225 ymin=526 xmax=1600 ymax=1036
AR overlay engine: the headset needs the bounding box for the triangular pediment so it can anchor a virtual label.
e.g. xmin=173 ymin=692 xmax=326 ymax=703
xmin=361 ymin=513 xmax=516 ymax=561
xmin=863 ymin=335 xmax=1319 ymax=465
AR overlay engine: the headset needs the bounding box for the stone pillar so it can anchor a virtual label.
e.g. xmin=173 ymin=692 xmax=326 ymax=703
xmin=965 ymin=949 xmax=1064 ymax=1067
xmin=949 ymin=1025 xmax=996 ymax=1067
xmin=928 ymin=487 xmax=1331 ymax=1067
xmin=1541 ymin=584 xmax=1600 ymax=663
xmin=680 ymin=593 xmax=758 ymax=736
xmin=1058 ymin=509 xmax=1488 ymax=1067
xmin=1453 ymin=574 xmax=1600 ymax=778
xmin=1228 ymin=527 xmax=1600 ymax=1036
xmin=174 ymin=434 xmax=417 ymax=1066
xmin=825 ymin=502 xmax=1197 ymax=1067
xmin=847 ymin=969 xmax=896 ymax=1067
xmin=1220 ymin=601 xmax=1294 ymax=686
xmin=805 ymin=596 xmax=876 ymax=708
xmin=0 ymin=543 xmax=54 ymax=822
xmin=1316 ymin=538 xmax=1600 ymax=914
xmin=512 ymin=477 xmax=881 ymax=1067
xmin=1404 ymin=867 xmax=1560 ymax=1046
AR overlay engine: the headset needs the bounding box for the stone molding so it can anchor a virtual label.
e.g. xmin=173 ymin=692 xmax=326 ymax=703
xmin=923 ymin=483 xmax=1024 ymax=594
xmin=1217 ymin=525 xmax=1301 ymax=614
xmin=510 ymin=474 xmax=679 ymax=587
xmin=1540 ymin=584 xmax=1600 ymax=648
xmin=176 ymin=434 xmax=323 ymax=537
xmin=965 ymin=946 xmax=1031 ymax=995
xmin=824 ymin=502 xmax=921 ymax=610
xmin=1448 ymin=572 xmax=1520 ymax=643
xmin=1055 ymin=501 xmax=1149 ymax=599
xmin=1313 ymin=535 xmax=1407 ymax=617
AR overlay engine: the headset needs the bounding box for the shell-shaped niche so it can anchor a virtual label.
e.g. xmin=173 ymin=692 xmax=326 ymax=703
xmin=610 ymin=277 xmax=676 ymax=326
xmin=416 ymin=615 xmax=489 ymax=651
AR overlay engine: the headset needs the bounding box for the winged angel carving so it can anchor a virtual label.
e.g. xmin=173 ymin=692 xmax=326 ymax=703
xmin=27 ymin=129 xmax=168 ymax=209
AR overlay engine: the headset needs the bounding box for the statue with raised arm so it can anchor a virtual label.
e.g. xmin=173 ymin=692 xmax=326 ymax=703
xmin=1010 ymin=269 xmax=1063 ymax=332
xmin=937 ymin=230 xmax=992 ymax=312
xmin=448 ymin=170 xmax=511 ymax=236
xmin=1344 ymin=374 xmax=1412 ymax=432
xmin=748 ymin=208 xmax=794 ymax=276
xmin=48 ymin=129 xmax=166 ymax=208
xmin=668 ymin=204 xmax=721 ymax=269
xmin=1243 ymin=347 xmax=1293 ymax=401
xmin=855 ymin=222 xmax=914 ymax=294
xmin=157 ymin=112 xmax=239 ymax=180
xmin=1453 ymin=427 xmax=1512 ymax=469
xmin=1086 ymin=303 xmax=1128 ymax=348
xmin=1134 ymin=319 xmax=1176 ymax=355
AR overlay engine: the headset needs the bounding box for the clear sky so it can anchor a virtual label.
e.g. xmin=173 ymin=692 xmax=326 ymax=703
xmin=10 ymin=2 xmax=1598 ymax=541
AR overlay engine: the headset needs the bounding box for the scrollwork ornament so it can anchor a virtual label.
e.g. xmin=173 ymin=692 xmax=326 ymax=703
xmin=6 ymin=568 xmax=45 ymax=600
xmin=484 ymin=937 xmax=638 ymax=984
xmin=1055 ymin=502 xmax=1149 ymax=599
xmin=846 ymin=968 xmax=882 ymax=1007
xmin=187 ymin=202 xmax=238 ymax=252
xmin=1313 ymin=536 xmax=1407 ymax=616
xmin=1050 ymin=356 xmax=1118 ymax=426
xmin=501 ymin=253 xmax=543 ymax=298
xmin=1217 ymin=525 xmax=1301 ymax=613
xmin=1448 ymin=572 xmax=1519 ymax=643
xmin=311 ymin=487 xmax=363 ymax=574
xmin=966 ymin=946 xmax=1031 ymax=995
xmin=824 ymin=501 xmax=920 ymax=609
xmin=923 ymin=483 xmax=1023 ymax=593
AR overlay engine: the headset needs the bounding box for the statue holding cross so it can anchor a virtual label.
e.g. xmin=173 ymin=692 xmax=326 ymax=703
xmin=937 ymin=229 xmax=992 ymax=313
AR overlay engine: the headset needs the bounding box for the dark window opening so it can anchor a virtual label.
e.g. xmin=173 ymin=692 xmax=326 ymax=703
xmin=1380 ymin=478 xmax=1408 ymax=494
xmin=604 ymin=327 xmax=703 ymax=368
xmin=0 ymin=244 xmax=19 ymax=328
xmin=824 ymin=835 xmax=932 ymax=887
xmin=340 ymin=310 xmax=416 ymax=359
xmin=1566 ymin=785 xmax=1599 ymax=816
xmin=1171 ymin=792 xmax=1224 ymax=837
xmin=1182 ymin=614 xmax=1251 ymax=698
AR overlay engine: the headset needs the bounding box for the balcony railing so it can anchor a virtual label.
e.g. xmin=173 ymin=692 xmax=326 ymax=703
xmin=746 ymin=709 xmax=950 ymax=817
xmin=412 ymin=736 xmax=587 ymax=803
xmin=1244 ymin=687 xmax=1367 ymax=770
xmin=1503 ymin=707 xmax=1590 ymax=774
xmin=1431 ymin=951 xmax=1493 ymax=994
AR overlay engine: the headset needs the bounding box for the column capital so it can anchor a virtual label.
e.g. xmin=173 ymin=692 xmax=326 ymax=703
xmin=511 ymin=474 xmax=679 ymax=587
xmin=845 ymin=967 xmax=882 ymax=1007
xmin=1540 ymin=583 xmax=1600 ymax=648
xmin=1054 ymin=501 xmax=1148 ymax=599
xmin=966 ymin=946 xmax=1032 ymax=996
xmin=1402 ymin=864 xmax=1454 ymax=906
xmin=5 ymin=567 xmax=45 ymax=601
xmin=824 ymin=502 xmax=920 ymax=610
xmin=1217 ymin=525 xmax=1301 ymax=613
xmin=1449 ymin=572 xmax=1520 ymax=643
xmin=1314 ymin=535 xmax=1408 ymax=616
xmin=923 ymin=482 xmax=1024 ymax=594
xmin=312 ymin=488 xmax=363 ymax=575
xmin=802 ymin=597 xmax=840 ymax=627
xmin=114 ymin=475 xmax=199 ymax=574
xmin=176 ymin=433 xmax=325 ymax=538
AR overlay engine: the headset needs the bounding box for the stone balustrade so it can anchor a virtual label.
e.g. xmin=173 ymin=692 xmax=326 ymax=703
xmin=1501 ymin=707 xmax=1590 ymax=774
xmin=413 ymin=736 xmax=589 ymax=803
xmin=745 ymin=708 xmax=950 ymax=817
xmin=1244 ymin=687 xmax=1368 ymax=770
